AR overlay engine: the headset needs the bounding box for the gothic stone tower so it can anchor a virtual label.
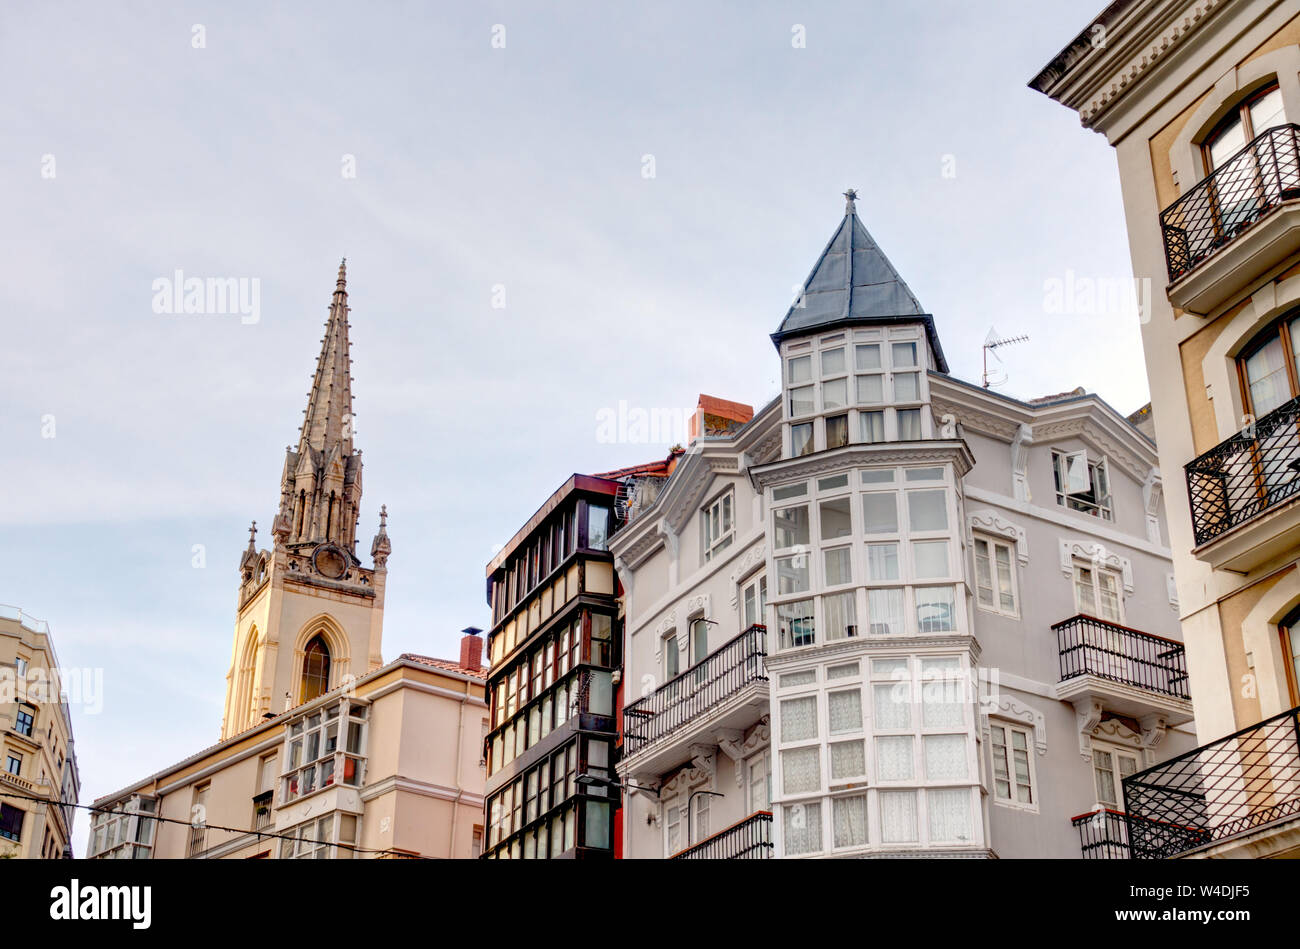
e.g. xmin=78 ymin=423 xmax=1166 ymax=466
xmin=220 ymin=261 xmax=392 ymax=739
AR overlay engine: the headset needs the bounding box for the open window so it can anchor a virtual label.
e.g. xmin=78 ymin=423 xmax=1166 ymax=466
xmin=1053 ymin=450 xmax=1112 ymax=520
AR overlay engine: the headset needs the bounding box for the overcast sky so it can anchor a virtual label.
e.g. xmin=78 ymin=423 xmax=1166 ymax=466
xmin=1 ymin=0 xmax=1137 ymax=854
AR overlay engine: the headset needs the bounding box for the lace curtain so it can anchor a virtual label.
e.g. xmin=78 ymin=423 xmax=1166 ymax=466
xmin=782 ymin=747 xmax=820 ymax=794
xmin=828 ymin=689 xmax=862 ymax=734
xmin=833 ymin=795 xmax=867 ymax=848
xmin=876 ymin=736 xmax=914 ymax=780
xmin=873 ymin=683 xmax=911 ymax=730
xmin=783 ymin=802 xmax=822 ymax=855
xmin=928 ymin=788 xmax=972 ymax=843
xmin=923 ymin=735 xmax=967 ymax=781
xmin=780 ymin=696 xmax=818 ymax=742
xmin=879 ymin=790 xmax=917 ymax=843
xmin=830 ymin=740 xmax=865 ymax=779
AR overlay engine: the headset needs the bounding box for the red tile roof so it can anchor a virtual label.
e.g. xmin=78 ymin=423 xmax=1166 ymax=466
xmin=399 ymin=653 xmax=487 ymax=680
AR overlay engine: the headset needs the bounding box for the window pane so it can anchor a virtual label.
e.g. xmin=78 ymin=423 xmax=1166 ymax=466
xmin=860 ymin=410 xmax=885 ymax=443
xmin=820 ymin=497 xmax=852 ymax=540
xmin=783 ymin=802 xmax=822 ymax=855
xmin=782 ymin=747 xmax=821 ymax=794
xmin=1249 ymin=87 xmax=1286 ymax=136
xmin=790 ymin=385 xmax=815 ymax=417
xmin=856 ymin=374 xmax=883 ymax=404
xmin=832 ymin=795 xmax=867 ymax=848
xmin=855 ymin=344 xmax=881 ymax=370
xmin=822 ymin=347 xmax=846 ymax=375
xmin=830 ymin=740 xmax=865 ymax=779
xmin=916 ymin=586 xmax=956 ymax=633
xmin=893 ymin=372 xmax=919 ymax=402
xmin=791 ymin=422 xmax=814 ymax=457
xmin=1245 ymin=336 xmax=1289 ymax=415
xmin=873 ymin=682 xmax=911 ymax=729
xmin=1208 ymin=113 xmax=1246 ymax=169
xmin=774 ymin=505 xmax=810 ymax=549
xmin=924 ymin=735 xmax=967 ymax=780
xmin=928 ymin=789 xmax=971 ymax=842
xmin=994 ymin=544 xmax=1015 ymax=612
xmin=891 ymin=341 xmax=917 ymax=367
xmin=787 ymin=355 xmax=811 ymax=384
xmin=823 ymin=378 xmax=848 ymax=411
xmin=823 ymin=591 xmax=857 ymax=640
xmin=912 ymin=540 xmax=948 ymax=579
xmin=867 ymin=543 xmax=899 ymax=581
xmin=879 ymin=791 xmax=917 ymax=843
xmin=897 ymin=408 xmax=922 ymax=440
xmin=867 ymin=588 xmax=904 ymax=636
xmin=862 ymin=494 xmax=898 ymax=534
xmin=823 ymin=547 xmax=852 ymax=586
xmin=828 ymin=689 xmax=862 ymax=734
xmin=825 ymin=413 xmax=849 ymax=449
xmin=974 ymin=539 xmax=994 ymax=607
xmin=777 ymin=600 xmax=815 ymax=649
xmin=780 ymin=697 xmax=818 ymax=741
xmin=876 ymin=736 xmax=914 ymax=780
xmin=775 ymin=555 xmax=810 ymax=594
xmin=908 ymin=490 xmax=947 ymax=531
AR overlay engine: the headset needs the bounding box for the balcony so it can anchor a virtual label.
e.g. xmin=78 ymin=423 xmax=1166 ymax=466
xmin=1053 ymin=615 xmax=1193 ymax=727
xmin=1071 ymin=809 xmax=1130 ymax=859
xmin=671 ymin=811 xmax=773 ymax=859
xmin=1161 ymin=124 xmax=1300 ymax=315
xmin=1124 ymin=705 xmax=1300 ymax=858
xmin=622 ymin=624 xmax=767 ymax=772
xmin=1185 ymin=395 xmax=1300 ymax=571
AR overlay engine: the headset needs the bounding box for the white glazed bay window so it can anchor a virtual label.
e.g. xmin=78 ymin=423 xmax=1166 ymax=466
xmin=769 ymin=465 xmax=963 ymax=651
xmin=280 ymin=812 xmax=361 ymax=859
xmin=783 ymin=327 xmax=932 ymax=458
xmin=282 ymin=699 xmax=368 ymax=803
xmin=772 ymin=654 xmax=980 ymax=856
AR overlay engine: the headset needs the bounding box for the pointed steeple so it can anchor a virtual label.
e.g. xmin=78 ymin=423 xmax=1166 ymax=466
xmin=276 ymin=261 xmax=365 ymax=555
xmin=299 ymin=258 xmax=355 ymax=460
xmin=773 ymin=191 xmax=936 ymax=358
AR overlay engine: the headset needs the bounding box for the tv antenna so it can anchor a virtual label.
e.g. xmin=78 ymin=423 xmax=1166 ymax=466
xmin=982 ymin=329 xmax=1029 ymax=389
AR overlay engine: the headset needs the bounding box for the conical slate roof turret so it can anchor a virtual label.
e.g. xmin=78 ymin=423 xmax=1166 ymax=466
xmin=773 ymin=191 xmax=944 ymax=370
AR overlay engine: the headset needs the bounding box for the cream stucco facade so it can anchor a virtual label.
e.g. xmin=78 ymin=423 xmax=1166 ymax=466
xmin=1034 ymin=0 xmax=1300 ymax=858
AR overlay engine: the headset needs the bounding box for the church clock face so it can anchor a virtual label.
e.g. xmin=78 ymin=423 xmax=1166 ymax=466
xmin=312 ymin=544 xmax=349 ymax=580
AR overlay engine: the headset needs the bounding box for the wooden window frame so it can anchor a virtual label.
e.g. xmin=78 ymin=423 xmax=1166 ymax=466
xmin=1202 ymin=82 xmax=1283 ymax=172
xmin=1237 ymin=312 xmax=1300 ymax=417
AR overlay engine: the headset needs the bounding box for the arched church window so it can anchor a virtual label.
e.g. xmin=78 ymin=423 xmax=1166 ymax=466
xmin=301 ymin=635 xmax=331 ymax=703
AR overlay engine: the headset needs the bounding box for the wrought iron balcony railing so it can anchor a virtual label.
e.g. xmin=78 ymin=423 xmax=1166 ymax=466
xmin=1053 ymin=614 xmax=1190 ymax=699
xmin=1124 ymin=705 xmax=1300 ymax=858
xmin=623 ymin=624 xmax=767 ymax=757
xmin=1185 ymin=394 xmax=1300 ymax=546
xmin=1072 ymin=808 xmax=1130 ymax=859
xmin=671 ymin=811 xmax=773 ymax=859
xmin=1160 ymin=123 xmax=1300 ymax=282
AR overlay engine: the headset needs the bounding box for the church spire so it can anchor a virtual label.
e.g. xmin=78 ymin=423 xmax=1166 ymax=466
xmin=299 ymin=258 xmax=355 ymax=460
xmin=276 ymin=261 xmax=365 ymax=556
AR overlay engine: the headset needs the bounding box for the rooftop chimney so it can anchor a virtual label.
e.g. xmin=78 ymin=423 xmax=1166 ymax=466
xmin=688 ymin=394 xmax=754 ymax=445
xmin=460 ymin=627 xmax=483 ymax=672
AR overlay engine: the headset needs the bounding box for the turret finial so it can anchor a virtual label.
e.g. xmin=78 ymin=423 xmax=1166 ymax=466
xmin=336 ymin=258 xmax=347 ymax=292
xmin=843 ymin=188 xmax=858 ymax=211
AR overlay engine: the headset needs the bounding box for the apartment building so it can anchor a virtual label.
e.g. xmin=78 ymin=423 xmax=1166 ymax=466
xmin=1033 ymin=0 xmax=1300 ymax=858
xmin=0 ymin=605 xmax=79 ymax=858
xmin=611 ymin=193 xmax=1195 ymax=858
xmin=480 ymin=453 xmax=680 ymax=859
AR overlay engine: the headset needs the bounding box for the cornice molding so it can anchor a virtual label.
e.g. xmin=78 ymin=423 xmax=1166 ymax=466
xmin=750 ymin=440 xmax=975 ymax=488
